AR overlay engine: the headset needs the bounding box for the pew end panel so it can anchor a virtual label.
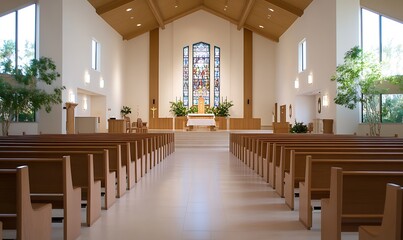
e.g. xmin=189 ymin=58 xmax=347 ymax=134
xmin=0 ymin=166 xmax=52 ymax=240
xmin=359 ymin=184 xmax=403 ymax=240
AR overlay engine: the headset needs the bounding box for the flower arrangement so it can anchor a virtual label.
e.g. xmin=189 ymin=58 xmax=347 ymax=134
xmin=120 ymin=106 xmax=132 ymax=117
xmin=290 ymin=120 xmax=308 ymax=133
xmin=169 ymin=100 xmax=187 ymax=116
xmin=212 ymin=99 xmax=234 ymax=117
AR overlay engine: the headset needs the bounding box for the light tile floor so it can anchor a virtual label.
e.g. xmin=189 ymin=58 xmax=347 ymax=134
xmin=78 ymin=147 xmax=358 ymax=239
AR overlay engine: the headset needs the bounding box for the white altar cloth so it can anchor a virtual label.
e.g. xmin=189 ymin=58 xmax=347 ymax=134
xmin=186 ymin=114 xmax=216 ymax=127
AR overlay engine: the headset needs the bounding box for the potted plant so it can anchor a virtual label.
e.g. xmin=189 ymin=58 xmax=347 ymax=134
xmin=213 ymin=99 xmax=234 ymax=117
xmin=0 ymin=57 xmax=64 ymax=136
xmin=120 ymin=106 xmax=132 ymax=118
xmin=290 ymin=120 xmax=308 ymax=133
xmin=331 ymin=46 xmax=403 ymax=136
xmin=169 ymin=100 xmax=187 ymax=117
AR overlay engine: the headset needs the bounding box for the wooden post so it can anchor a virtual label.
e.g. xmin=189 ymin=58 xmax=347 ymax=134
xmin=65 ymin=102 xmax=78 ymax=134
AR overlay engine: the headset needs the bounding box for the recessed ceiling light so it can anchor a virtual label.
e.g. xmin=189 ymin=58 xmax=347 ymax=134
xmin=137 ymin=23 xmax=142 ymax=27
xmin=268 ymin=8 xmax=274 ymax=12
xmin=259 ymin=25 xmax=264 ymax=29
xmin=130 ymin=16 xmax=134 ymax=20
xmin=126 ymin=8 xmax=132 ymax=12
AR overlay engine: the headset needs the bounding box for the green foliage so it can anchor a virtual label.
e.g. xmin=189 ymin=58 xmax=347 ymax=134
xmin=169 ymin=100 xmax=187 ymax=117
xmin=187 ymin=105 xmax=198 ymax=114
xmin=331 ymin=46 xmax=384 ymax=110
xmin=120 ymin=106 xmax=132 ymax=117
xmin=0 ymin=57 xmax=64 ymax=135
xmin=331 ymin=46 xmax=403 ymax=136
xmin=290 ymin=120 xmax=308 ymax=133
xmin=0 ymin=40 xmax=15 ymax=73
xmin=382 ymin=95 xmax=403 ymax=123
xmin=212 ymin=99 xmax=234 ymax=117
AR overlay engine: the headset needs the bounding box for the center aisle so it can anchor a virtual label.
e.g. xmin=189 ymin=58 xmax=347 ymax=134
xmin=78 ymin=147 xmax=357 ymax=240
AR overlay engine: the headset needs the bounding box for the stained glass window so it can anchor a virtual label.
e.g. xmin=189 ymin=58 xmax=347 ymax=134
xmin=192 ymin=42 xmax=210 ymax=106
xmin=183 ymin=46 xmax=189 ymax=107
xmin=214 ymin=46 xmax=220 ymax=107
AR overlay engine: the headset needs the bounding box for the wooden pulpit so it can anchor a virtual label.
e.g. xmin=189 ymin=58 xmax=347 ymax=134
xmin=198 ymin=96 xmax=205 ymax=114
xmin=65 ymin=102 xmax=78 ymax=134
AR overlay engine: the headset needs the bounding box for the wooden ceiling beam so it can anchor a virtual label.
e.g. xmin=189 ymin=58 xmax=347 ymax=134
xmin=146 ymin=0 xmax=165 ymax=29
xmin=164 ymin=5 xmax=203 ymax=25
xmin=244 ymin=24 xmax=279 ymax=42
xmin=238 ymin=0 xmax=256 ymax=30
xmin=201 ymin=6 xmax=238 ymax=26
xmin=96 ymin=0 xmax=134 ymax=15
xmin=263 ymin=0 xmax=303 ymax=17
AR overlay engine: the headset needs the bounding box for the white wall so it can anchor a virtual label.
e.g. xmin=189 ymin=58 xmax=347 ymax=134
xmin=125 ymin=10 xmax=277 ymax=123
xmin=36 ymin=0 xmax=64 ymax=134
xmin=335 ymin=0 xmax=361 ymax=134
xmin=277 ymin=0 xmax=339 ymax=130
xmin=123 ymin=33 xmax=150 ymax=121
xmin=253 ymin=33 xmax=277 ymax=126
xmin=295 ymin=95 xmax=315 ymax=125
xmin=62 ymin=0 xmax=125 ymax=132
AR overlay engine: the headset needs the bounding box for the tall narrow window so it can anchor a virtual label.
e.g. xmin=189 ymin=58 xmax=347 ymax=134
xmin=192 ymin=42 xmax=210 ymax=106
xmin=0 ymin=4 xmax=37 ymax=122
xmin=183 ymin=46 xmax=189 ymax=107
xmin=361 ymin=8 xmax=403 ymax=123
xmin=298 ymin=39 xmax=307 ymax=72
xmin=92 ymin=39 xmax=100 ymax=71
xmin=17 ymin=4 xmax=36 ymax=69
xmin=0 ymin=13 xmax=16 ymax=73
xmin=214 ymin=46 xmax=220 ymax=107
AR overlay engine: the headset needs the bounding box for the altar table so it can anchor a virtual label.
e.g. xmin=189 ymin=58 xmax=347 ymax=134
xmin=186 ymin=114 xmax=216 ymax=130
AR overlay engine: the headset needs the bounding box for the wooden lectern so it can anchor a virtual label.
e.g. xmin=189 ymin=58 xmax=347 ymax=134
xmin=198 ymin=96 xmax=205 ymax=114
xmin=65 ymin=102 xmax=78 ymax=134
xmin=273 ymin=104 xmax=290 ymax=133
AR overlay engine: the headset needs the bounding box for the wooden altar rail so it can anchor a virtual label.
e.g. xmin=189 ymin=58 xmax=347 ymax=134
xmin=148 ymin=117 xmax=259 ymax=130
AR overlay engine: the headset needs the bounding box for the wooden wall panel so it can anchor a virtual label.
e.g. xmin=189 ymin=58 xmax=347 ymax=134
xmin=243 ymin=29 xmax=253 ymax=119
xmin=149 ymin=118 xmax=173 ymax=129
xmin=229 ymin=118 xmax=261 ymax=130
xmin=149 ymin=28 xmax=159 ymax=128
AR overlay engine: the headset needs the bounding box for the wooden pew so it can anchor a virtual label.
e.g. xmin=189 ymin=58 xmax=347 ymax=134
xmin=0 ymin=157 xmax=81 ymax=240
xmin=359 ymin=183 xmax=403 ymax=240
xmin=299 ymin=156 xmax=403 ymax=229
xmin=230 ymin=133 xmax=403 ymax=187
xmin=0 ymin=150 xmax=103 ymax=226
xmin=0 ymin=132 xmax=175 ymax=190
xmin=0 ymin=143 xmax=126 ymax=198
xmin=274 ymin=142 xmax=403 ymax=190
xmin=284 ymin=151 xmax=403 ymax=210
xmin=321 ymin=167 xmax=403 ymax=240
xmin=0 ymin=166 xmax=52 ymax=240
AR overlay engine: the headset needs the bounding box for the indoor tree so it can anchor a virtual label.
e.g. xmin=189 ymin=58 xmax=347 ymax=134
xmin=0 ymin=57 xmax=64 ymax=136
xmin=331 ymin=46 xmax=403 ymax=136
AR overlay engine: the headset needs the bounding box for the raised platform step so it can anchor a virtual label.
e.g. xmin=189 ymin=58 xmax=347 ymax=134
xmin=174 ymin=131 xmax=230 ymax=148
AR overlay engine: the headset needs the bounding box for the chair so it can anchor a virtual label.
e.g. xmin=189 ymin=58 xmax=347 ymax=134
xmin=124 ymin=117 xmax=131 ymax=133
xmin=131 ymin=118 xmax=148 ymax=133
